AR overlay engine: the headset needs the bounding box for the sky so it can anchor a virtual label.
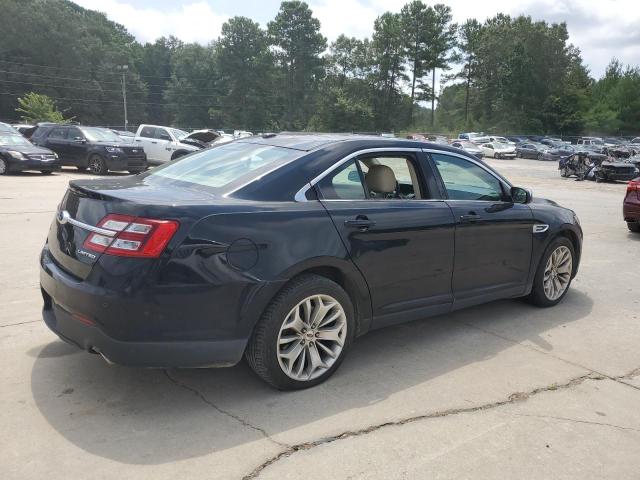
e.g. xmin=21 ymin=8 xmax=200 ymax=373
xmin=74 ymin=0 xmax=640 ymax=79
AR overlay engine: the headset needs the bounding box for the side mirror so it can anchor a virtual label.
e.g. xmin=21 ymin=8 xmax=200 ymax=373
xmin=510 ymin=186 xmax=532 ymax=204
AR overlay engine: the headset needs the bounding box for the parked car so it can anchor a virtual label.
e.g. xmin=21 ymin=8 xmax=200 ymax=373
xmin=472 ymin=135 xmax=514 ymax=146
xmin=12 ymin=123 xmax=34 ymax=135
xmin=540 ymin=144 xmax=575 ymax=161
xmin=39 ymin=134 xmax=582 ymax=389
xmin=587 ymin=160 xmax=639 ymax=183
xmin=112 ymin=129 xmax=136 ymax=144
xmin=133 ymin=124 xmax=220 ymax=164
xmin=450 ymin=140 xmax=484 ymax=159
xmin=623 ymin=178 xmax=640 ymax=232
xmin=507 ymin=136 xmax=528 ymax=144
xmin=576 ymin=137 xmax=605 ymax=153
xmin=0 ymin=132 xmax=60 ymax=175
xmin=458 ymin=132 xmax=483 ymax=141
xmin=480 ymin=142 xmax=517 ymax=159
xmin=0 ymin=122 xmax=19 ymax=134
xmin=32 ymin=124 xmax=147 ymax=175
xmin=516 ymin=142 xmax=545 ymax=159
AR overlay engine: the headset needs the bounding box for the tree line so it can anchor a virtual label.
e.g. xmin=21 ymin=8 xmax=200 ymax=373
xmin=0 ymin=0 xmax=638 ymax=135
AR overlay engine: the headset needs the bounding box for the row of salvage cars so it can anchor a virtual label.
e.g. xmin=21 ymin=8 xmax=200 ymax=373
xmin=1 ymin=121 xmax=254 ymax=176
xmin=445 ymin=132 xmax=640 ymax=184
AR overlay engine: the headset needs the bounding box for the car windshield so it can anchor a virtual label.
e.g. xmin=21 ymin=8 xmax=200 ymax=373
xmin=80 ymin=127 xmax=122 ymax=142
xmin=147 ymin=141 xmax=302 ymax=191
xmin=0 ymin=134 xmax=31 ymax=146
xmin=170 ymin=128 xmax=189 ymax=140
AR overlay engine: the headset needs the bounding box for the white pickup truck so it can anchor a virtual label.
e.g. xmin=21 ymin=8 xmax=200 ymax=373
xmin=134 ymin=124 xmax=203 ymax=165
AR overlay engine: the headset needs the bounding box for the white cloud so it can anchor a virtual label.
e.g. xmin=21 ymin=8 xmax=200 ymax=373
xmin=74 ymin=0 xmax=228 ymax=44
xmin=74 ymin=0 xmax=640 ymax=77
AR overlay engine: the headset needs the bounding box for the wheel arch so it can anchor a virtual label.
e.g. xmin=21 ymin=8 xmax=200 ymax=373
xmin=556 ymin=227 xmax=581 ymax=277
xmin=245 ymin=258 xmax=373 ymax=340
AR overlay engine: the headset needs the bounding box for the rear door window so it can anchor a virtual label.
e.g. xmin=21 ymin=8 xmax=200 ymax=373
xmin=317 ymin=160 xmax=366 ymax=200
xmin=48 ymin=127 xmax=68 ymax=140
xmin=139 ymin=126 xmax=157 ymax=138
xmin=147 ymin=141 xmax=302 ymax=191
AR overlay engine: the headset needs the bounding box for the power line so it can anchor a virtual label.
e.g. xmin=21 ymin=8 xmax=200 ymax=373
xmin=0 ymin=78 xmax=227 ymax=98
xmin=0 ymin=92 xmax=220 ymax=108
xmin=0 ymin=58 xmax=218 ymax=82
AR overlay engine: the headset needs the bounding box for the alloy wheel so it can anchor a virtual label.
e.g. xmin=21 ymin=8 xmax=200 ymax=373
xmin=0 ymin=158 xmax=6 ymax=175
xmin=277 ymin=294 xmax=347 ymax=381
xmin=543 ymin=245 xmax=572 ymax=300
xmin=89 ymin=156 xmax=105 ymax=175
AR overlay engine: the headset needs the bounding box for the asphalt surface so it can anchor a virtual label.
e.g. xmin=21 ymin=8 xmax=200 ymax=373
xmin=1 ymin=159 xmax=639 ymax=480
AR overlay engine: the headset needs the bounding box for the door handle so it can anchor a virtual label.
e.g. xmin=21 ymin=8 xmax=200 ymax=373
xmin=135 ymin=139 xmax=141 ymax=142
xmin=151 ymin=141 xmax=157 ymax=144
xmin=460 ymin=212 xmax=480 ymax=223
xmin=345 ymin=216 xmax=376 ymax=231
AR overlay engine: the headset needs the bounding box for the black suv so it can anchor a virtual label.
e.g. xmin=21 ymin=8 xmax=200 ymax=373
xmin=32 ymin=125 xmax=147 ymax=175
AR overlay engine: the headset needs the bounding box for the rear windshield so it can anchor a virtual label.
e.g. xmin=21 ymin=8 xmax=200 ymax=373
xmin=147 ymin=141 xmax=302 ymax=191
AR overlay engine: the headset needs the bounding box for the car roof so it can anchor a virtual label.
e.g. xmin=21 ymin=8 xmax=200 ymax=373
xmin=235 ymin=133 xmax=425 ymax=152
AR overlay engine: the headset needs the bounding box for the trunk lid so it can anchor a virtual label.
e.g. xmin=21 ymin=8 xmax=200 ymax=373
xmin=47 ymin=176 xmax=222 ymax=279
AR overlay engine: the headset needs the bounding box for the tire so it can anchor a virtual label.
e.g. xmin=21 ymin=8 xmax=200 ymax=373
xmin=526 ymin=236 xmax=575 ymax=307
xmin=246 ymin=274 xmax=355 ymax=390
xmin=170 ymin=151 xmax=188 ymax=161
xmin=0 ymin=158 xmax=7 ymax=175
xmin=537 ymin=153 xmax=543 ymax=161
xmin=88 ymin=154 xmax=107 ymax=175
xmin=628 ymin=222 xmax=640 ymax=233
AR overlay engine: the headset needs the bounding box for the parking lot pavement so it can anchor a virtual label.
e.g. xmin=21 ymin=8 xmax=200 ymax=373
xmin=1 ymin=162 xmax=639 ymax=480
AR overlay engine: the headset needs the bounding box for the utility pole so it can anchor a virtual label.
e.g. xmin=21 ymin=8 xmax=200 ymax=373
xmin=118 ymin=65 xmax=129 ymax=131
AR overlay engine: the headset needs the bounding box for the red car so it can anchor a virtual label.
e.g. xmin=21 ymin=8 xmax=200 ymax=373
xmin=624 ymin=178 xmax=640 ymax=232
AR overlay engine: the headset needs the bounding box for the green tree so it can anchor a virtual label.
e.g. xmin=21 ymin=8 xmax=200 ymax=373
xmin=371 ymin=12 xmax=407 ymax=131
xmin=268 ymin=1 xmax=326 ymax=129
xmin=424 ymin=4 xmax=457 ymax=127
xmin=400 ymin=1 xmax=430 ymax=122
xmin=456 ymin=19 xmax=482 ymax=126
xmin=15 ymin=92 xmax=70 ymax=123
xmin=213 ymin=17 xmax=276 ymax=130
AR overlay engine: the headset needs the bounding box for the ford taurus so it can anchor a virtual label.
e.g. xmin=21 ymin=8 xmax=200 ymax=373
xmin=40 ymin=135 xmax=582 ymax=390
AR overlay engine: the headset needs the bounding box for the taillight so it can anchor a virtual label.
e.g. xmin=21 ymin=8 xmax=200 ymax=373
xmin=627 ymin=179 xmax=640 ymax=200
xmin=83 ymin=214 xmax=179 ymax=258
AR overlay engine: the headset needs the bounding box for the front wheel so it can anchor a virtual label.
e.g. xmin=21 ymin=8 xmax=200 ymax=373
xmin=537 ymin=153 xmax=543 ymax=160
xmin=527 ymin=237 xmax=575 ymax=307
xmin=0 ymin=158 xmax=8 ymax=175
xmin=246 ymin=274 xmax=355 ymax=390
xmin=88 ymin=155 xmax=107 ymax=175
xmin=628 ymin=222 xmax=640 ymax=233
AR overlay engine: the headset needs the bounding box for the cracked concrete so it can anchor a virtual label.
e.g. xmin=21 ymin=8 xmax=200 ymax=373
xmin=1 ymin=160 xmax=640 ymax=480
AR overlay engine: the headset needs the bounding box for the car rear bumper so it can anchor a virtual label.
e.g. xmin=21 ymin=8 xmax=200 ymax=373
xmin=39 ymin=247 xmax=249 ymax=368
xmin=42 ymin=299 xmax=246 ymax=367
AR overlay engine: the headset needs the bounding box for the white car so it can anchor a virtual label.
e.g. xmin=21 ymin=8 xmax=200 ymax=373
xmin=480 ymin=142 xmax=517 ymax=159
xmin=134 ymin=124 xmax=202 ymax=165
xmin=473 ymin=135 xmax=515 ymax=146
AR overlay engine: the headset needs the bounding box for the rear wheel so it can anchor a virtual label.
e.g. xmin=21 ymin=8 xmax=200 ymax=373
xmin=246 ymin=274 xmax=355 ymax=390
xmin=537 ymin=153 xmax=543 ymax=160
xmin=527 ymin=237 xmax=575 ymax=307
xmin=88 ymin=154 xmax=107 ymax=175
xmin=0 ymin=158 xmax=7 ymax=175
xmin=628 ymin=222 xmax=640 ymax=233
